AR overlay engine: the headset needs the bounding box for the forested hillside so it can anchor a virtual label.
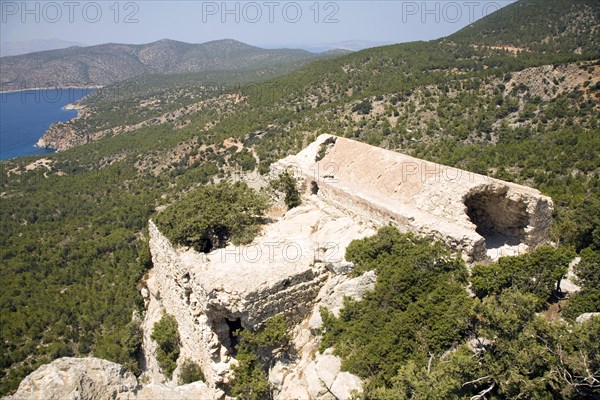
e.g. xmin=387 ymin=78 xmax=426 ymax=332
xmin=0 ymin=38 xmax=337 ymax=90
xmin=1 ymin=0 xmax=599 ymax=396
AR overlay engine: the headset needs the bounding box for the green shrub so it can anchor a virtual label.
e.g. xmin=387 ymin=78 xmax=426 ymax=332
xmin=352 ymin=100 xmax=372 ymax=115
xmin=151 ymin=314 xmax=180 ymax=378
xmin=155 ymin=182 xmax=270 ymax=252
xmin=471 ymin=246 xmax=575 ymax=307
xmin=320 ymin=227 xmax=473 ymax=389
xmin=230 ymin=148 xmax=257 ymax=171
xmin=230 ymin=315 xmax=289 ymax=400
xmin=94 ymin=319 xmax=142 ymax=375
xmin=316 ymin=143 xmax=328 ymax=161
xmin=270 ymin=170 xmax=301 ymax=210
xmin=563 ymin=248 xmax=600 ymax=320
xmin=179 ymin=358 xmax=205 ymax=385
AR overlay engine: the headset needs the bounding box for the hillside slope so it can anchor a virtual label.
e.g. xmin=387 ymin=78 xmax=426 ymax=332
xmin=449 ymin=0 xmax=600 ymax=53
xmin=0 ymin=39 xmax=331 ymax=90
xmin=1 ymin=0 xmax=599 ymax=397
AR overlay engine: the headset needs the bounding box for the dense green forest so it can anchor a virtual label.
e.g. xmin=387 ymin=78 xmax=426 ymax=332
xmin=320 ymin=228 xmax=599 ymax=399
xmin=1 ymin=0 xmax=599 ymax=395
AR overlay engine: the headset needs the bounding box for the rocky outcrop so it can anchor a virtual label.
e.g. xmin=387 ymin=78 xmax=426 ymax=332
xmin=576 ymin=313 xmax=600 ymax=324
xmin=560 ymin=257 xmax=582 ymax=294
xmin=269 ymin=271 xmax=375 ymax=400
xmin=135 ymin=382 xmax=224 ymax=400
xmin=272 ymin=134 xmax=554 ymax=262
xmin=4 ymin=357 xmax=224 ymax=400
xmin=307 ymin=270 xmax=377 ymax=332
xmin=504 ymin=63 xmax=600 ymax=102
xmin=37 ymin=93 xmax=243 ymax=151
xmin=36 ymin=120 xmax=99 ymax=151
xmin=5 ymin=358 xmax=138 ymax=400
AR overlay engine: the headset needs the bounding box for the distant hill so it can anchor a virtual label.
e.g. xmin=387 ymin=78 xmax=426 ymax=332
xmin=0 ymin=39 xmax=330 ymax=90
xmin=300 ymin=40 xmax=394 ymax=53
xmin=1 ymin=0 xmax=599 ymax=397
xmin=0 ymin=39 xmax=86 ymax=57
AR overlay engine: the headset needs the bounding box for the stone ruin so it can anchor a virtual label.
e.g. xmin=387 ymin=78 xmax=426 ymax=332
xmin=272 ymin=134 xmax=554 ymax=263
xmin=9 ymin=134 xmax=555 ymax=400
xmin=145 ymin=196 xmax=373 ymax=391
xmin=139 ymin=134 xmax=554 ymax=396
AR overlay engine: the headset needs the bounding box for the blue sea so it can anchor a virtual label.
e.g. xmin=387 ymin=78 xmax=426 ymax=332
xmin=0 ymin=88 xmax=94 ymax=160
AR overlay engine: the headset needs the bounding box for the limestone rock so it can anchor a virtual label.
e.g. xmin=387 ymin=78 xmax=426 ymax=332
xmin=560 ymin=257 xmax=582 ymax=294
xmin=139 ymin=270 xmax=171 ymax=385
xmin=135 ymin=382 xmax=224 ymax=400
xmin=309 ymin=271 xmax=377 ymax=332
xmin=304 ymin=361 xmax=333 ymax=399
xmin=576 ymin=313 xmax=600 ymax=324
xmin=5 ymin=357 xmax=139 ymax=400
xmin=303 ymin=351 xmax=363 ymax=400
xmin=5 ymin=357 xmax=225 ymax=400
xmin=325 ymin=260 xmax=355 ymax=275
xmin=331 ymin=372 xmax=363 ymax=400
xmin=271 ymin=269 xmax=370 ymax=399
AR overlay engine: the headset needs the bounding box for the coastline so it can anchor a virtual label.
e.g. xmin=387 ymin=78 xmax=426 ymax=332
xmin=0 ymin=87 xmax=95 ymax=157
xmin=0 ymin=85 xmax=102 ymax=94
xmin=36 ymin=88 xmax=98 ymax=151
xmin=34 ymin=102 xmax=86 ymax=151
xmin=62 ymin=103 xmax=85 ymax=111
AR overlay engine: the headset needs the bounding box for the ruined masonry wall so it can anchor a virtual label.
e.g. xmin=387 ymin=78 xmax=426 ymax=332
xmin=147 ymin=221 xmax=228 ymax=387
xmin=272 ymin=134 xmax=554 ymax=262
xmin=147 ymin=220 xmax=329 ymax=388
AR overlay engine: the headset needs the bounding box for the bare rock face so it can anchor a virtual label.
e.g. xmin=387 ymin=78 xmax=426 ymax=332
xmin=272 ymin=134 xmax=554 ymax=263
xmin=135 ymin=382 xmax=224 ymax=400
xmin=5 ymin=357 xmax=225 ymax=400
xmin=270 ymin=271 xmax=375 ymax=400
xmin=5 ymin=357 xmax=139 ymax=400
xmin=560 ymin=257 xmax=582 ymax=294
xmin=308 ymin=270 xmax=377 ymax=333
xmin=305 ymin=351 xmax=363 ymax=400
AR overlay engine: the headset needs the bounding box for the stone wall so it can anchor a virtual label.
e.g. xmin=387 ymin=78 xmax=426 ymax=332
xmin=146 ymin=221 xmax=230 ymax=387
xmin=272 ymin=134 xmax=554 ymax=262
xmin=145 ymin=198 xmax=371 ymax=389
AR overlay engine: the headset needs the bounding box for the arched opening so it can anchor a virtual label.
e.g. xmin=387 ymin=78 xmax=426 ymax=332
xmin=310 ymin=181 xmax=319 ymax=195
xmin=194 ymin=225 xmax=231 ymax=253
xmin=225 ymin=318 xmax=243 ymax=356
xmin=195 ymin=237 xmax=213 ymax=253
xmin=464 ymin=186 xmax=529 ymax=250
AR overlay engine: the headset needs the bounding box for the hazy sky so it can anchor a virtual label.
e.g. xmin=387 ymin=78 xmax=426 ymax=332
xmin=1 ymin=1 xmax=516 ymax=49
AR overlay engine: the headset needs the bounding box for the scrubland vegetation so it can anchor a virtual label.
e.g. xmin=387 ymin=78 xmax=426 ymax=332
xmin=1 ymin=0 xmax=599 ymax=395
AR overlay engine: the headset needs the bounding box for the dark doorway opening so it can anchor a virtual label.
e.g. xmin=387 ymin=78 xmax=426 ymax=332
xmin=225 ymin=318 xmax=243 ymax=356
xmin=310 ymin=181 xmax=319 ymax=195
xmin=464 ymin=187 xmax=529 ymax=250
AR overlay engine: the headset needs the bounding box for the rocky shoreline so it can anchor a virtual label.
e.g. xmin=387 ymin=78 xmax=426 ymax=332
xmin=0 ymin=85 xmax=101 ymax=94
xmin=35 ymin=103 xmax=90 ymax=151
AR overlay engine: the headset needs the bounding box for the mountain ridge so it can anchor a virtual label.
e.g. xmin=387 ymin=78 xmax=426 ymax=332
xmin=0 ymin=39 xmax=332 ymax=90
